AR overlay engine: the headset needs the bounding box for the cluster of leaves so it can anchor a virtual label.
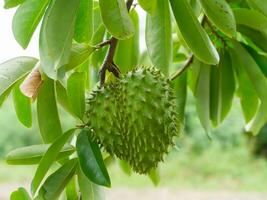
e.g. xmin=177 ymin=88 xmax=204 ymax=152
xmin=0 ymin=0 xmax=267 ymax=199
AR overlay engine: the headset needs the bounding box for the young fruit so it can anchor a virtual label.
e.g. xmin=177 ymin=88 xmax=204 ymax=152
xmin=86 ymin=67 xmax=179 ymax=174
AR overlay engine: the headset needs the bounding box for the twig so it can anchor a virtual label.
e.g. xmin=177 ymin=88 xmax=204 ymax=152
xmin=170 ymin=55 xmax=194 ymax=81
xmin=96 ymin=39 xmax=113 ymax=49
xmin=99 ymin=0 xmax=134 ymax=86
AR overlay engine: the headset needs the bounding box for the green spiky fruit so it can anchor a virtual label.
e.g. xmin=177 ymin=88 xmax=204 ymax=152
xmin=86 ymin=67 xmax=179 ymax=174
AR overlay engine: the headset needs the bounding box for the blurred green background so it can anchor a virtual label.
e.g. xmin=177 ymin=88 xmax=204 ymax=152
xmin=1 ymin=91 xmax=267 ymax=192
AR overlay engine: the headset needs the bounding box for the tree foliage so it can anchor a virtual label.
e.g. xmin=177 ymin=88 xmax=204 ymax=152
xmin=1 ymin=0 xmax=267 ymax=199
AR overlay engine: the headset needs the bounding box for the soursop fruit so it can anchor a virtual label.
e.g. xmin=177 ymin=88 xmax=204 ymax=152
xmin=86 ymin=67 xmax=180 ymax=174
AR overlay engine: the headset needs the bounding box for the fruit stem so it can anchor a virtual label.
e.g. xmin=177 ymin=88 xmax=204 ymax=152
xmin=170 ymin=55 xmax=194 ymax=81
xmin=99 ymin=0 xmax=134 ymax=86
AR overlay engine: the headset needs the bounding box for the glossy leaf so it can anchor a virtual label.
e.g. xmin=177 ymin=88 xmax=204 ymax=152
xmin=31 ymin=129 xmax=76 ymax=194
xmin=63 ymin=43 xmax=95 ymax=72
xmin=55 ymin=81 xmax=73 ymax=116
xmin=38 ymin=159 xmax=78 ymax=200
xmin=247 ymin=0 xmax=267 ymax=17
xmin=66 ymin=177 xmax=79 ymax=200
xmin=210 ymin=51 xmax=235 ymax=126
xmin=232 ymin=42 xmax=267 ymax=103
xmin=12 ymin=0 xmax=49 ymax=49
xmin=146 ymin=0 xmax=172 ymax=75
xmin=115 ymin=10 xmax=139 ymax=73
xmin=195 ymin=63 xmax=211 ymax=134
xmin=246 ymin=103 xmax=267 ymax=135
xmin=138 ymin=0 xmax=157 ymax=14
xmin=170 ymin=0 xmax=219 ymax=65
xmin=91 ymin=24 xmax=106 ymax=69
xmin=245 ymin=46 xmax=267 ymax=77
xmin=172 ymin=71 xmax=187 ymax=126
xmin=6 ymin=143 xmax=75 ymax=165
xmin=99 ymin=0 xmax=135 ymax=40
xmin=230 ymin=49 xmax=259 ymax=122
xmin=78 ymin=166 xmax=105 ymax=200
xmin=189 ymin=0 xmax=202 ymax=16
xmin=199 ymin=0 xmax=236 ymax=37
xmin=76 ymin=129 xmax=111 ymax=187
xmin=37 ymin=78 xmax=62 ymax=143
xmin=0 ymin=57 xmax=38 ymax=98
xmin=92 ymin=3 xmax=102 ymax=32
xmin=238 ymin=25 xmax=267 ymax=52
xmin=90 ymin=5 xmax=106 ymax=69
xmin=12 ymin=82 xmax=32 ymax=128
xmin=67 ymin=72 xmax=86 ymax=120
xmin=188 ymin=58 xmax=201 ymax=95
xmin=74 ymin=0 xmax=93 ymax=43
xmin=0 ymin=87 xmax=12 ymax=107
xmin=10 ymin=187 xmax=31 ymax=200
xmin=39 ymin=0 xmax=80 ymax=79
xmin=4 ymin=0 xmax=25 ymax=9
xmin=234 ymin=8 xmax=267 ymax=34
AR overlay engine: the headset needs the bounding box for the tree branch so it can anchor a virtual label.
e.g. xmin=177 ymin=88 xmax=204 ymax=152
xmin=170 ymin=55 xmax=194 ymax=81
xmin=99 ymin=0 xmax=134 ymax=86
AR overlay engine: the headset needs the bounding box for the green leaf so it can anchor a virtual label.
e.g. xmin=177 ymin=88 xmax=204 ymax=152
xmin=229 ymin=48 xmax=259 ymax=122
xmin=138 ymin=0 xmax=157 ymax=14
xmin=188 ymin=58 xmax=201 ymax=95
xmin=234 ymin=8 xmax=267 ymax=34
xmin=6 ymin=143 xmax=75 ymax=165
xmin=31 ymin=129 xmax=76 ymax=194
xmin=92 ymin=3 xmax=102 ymax=34
xmin=246 ymin=102 xmax=267 ymax=135
xmin=247 ymin=0 xmax=267 ymax=17
xmin=77 ymin=166 xmax=105 ymax=200
xmin=74 ymin=0 xmax=93 ymax=43
xmin=12 ymin=0 xmax=49 ymax=49
xmin=170 ymin=0 xmax=219 ymax=65
xmin=37 ymin=78 xmax=62 ymax=143
xmin=0 ymin=87 xmax=12 ymax=107
xmin=76 ymin=129 xmax=111 ymax=187
xmin=199 ymin=0 xmax=236 ymax=37
xmin=4 ymin=0 xmax=25 ymax=9
xmin=210 ymin=51 xmax=235 ymax=126
xmin=39 ymin=0 xmax=80 ymax=79
xmin=63 ymin=43 xmax=95 ymax=72
xmin=10 ymin=187 xmax=31 ymax=200
xmin=12 ymin=81 xmax=32 ymax=128
xmin=245 ymin=46 xmax=267 ymax=77
xmin=67 ymin=72 xmax=86 ymax=120
xmin=0 ymin=57 xmax=38 ymax=97
xmin=38 ymin=159 xmax=78 ymax=200
xmin=55 ymin=81 xmax=73 ymax=116
xmin=99 ymin=0 xmax=135 ymax=40
xmin=91 ymin=24 xmax=106 ymax=69
xmin=195 ymin=63 xmax=211 ymax=134
xmin=189 ymin=0 xmax=202 ymax=16
xmin=238 ymin=25 xmax=267 ymax=52
xmin=146 ymin=0 xmax=172 ymax=75
xmin=66 ymin=177 xmax=78 ymax=200
xmin=172 ymin=71 xmax=187 ymax=127
xmin=232 ymin=42 xmax=267 ymax=103
xmin=115 ymin=10 xmax=139 ymax=73
xmin=148 ymin=169 xmax=160 ymax=186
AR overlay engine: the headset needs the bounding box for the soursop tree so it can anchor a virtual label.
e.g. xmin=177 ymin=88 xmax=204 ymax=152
xmin=1 ymin=0 xmax=267 ymax=199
